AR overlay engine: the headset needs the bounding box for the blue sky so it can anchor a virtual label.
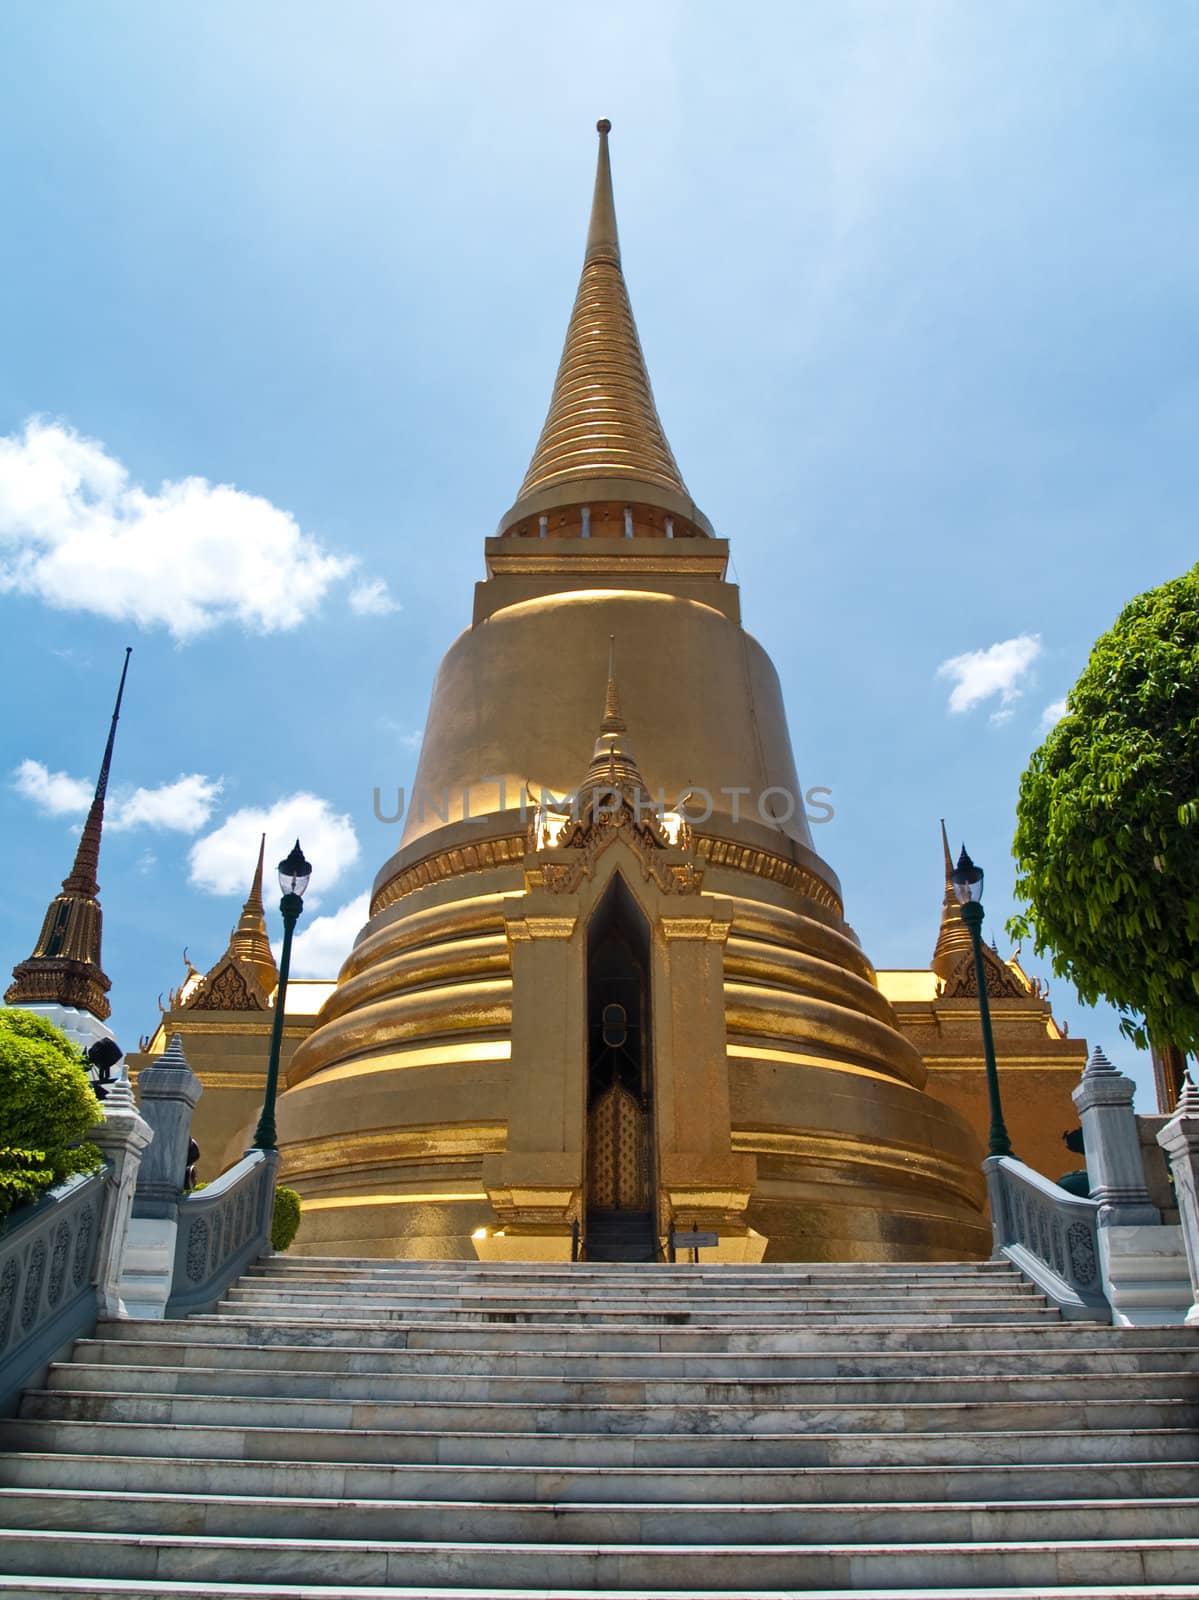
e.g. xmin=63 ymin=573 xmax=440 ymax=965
xmin=2 ymin=2 xmax=1195 ymax=1108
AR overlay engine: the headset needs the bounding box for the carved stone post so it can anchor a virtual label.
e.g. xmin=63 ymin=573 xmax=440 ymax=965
xmin=126 ymin=1034 xmax=203 ymax=1317
xmin=88 ymin=1076 xmax=153 ymax=1318
xmin=1075 ymin=1046 xmax=1191 ymax=1325
xmin=1072 ymin=1045 xmax=1159 ymax=1225
xmin=1157 ymin=1077 xmax=1199 ymax=1326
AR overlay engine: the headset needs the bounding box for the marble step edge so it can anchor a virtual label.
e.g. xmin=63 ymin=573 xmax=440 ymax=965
xmin=6 ymin=1583 xmax=1199 ymax=1600
xmin=4 ymin=1483 xmax=1196 ymax=1523
xmin=0 ymin=1528 xmax=1197 ymax=1589
xmin=7 ymin=1417 xmax=1195 ymax=1467
xmin=7 ymin=1450 xmax=1198 ymax=1501
xmin=71 ymin=1337 xmax=1199 ymax=1376
xmin=44 ymin=1362 xmax=1199 ymax=1405
xmin=22 ymin=1391 xmax=1199 ymax=1437
xmin=94 ymin=1317 xmax=1177 ymax=1350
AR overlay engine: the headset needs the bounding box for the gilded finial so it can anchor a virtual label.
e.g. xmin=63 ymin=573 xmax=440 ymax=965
xmin=601 ymin=635 xmax=625 ymax=733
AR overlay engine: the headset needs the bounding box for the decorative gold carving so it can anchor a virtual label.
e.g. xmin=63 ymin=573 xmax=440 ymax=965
xmin=692 ymin=835 xmax=841 ymax=913
xmin=659 ymin=917 xmax=731 ymax=942
xmin=187 ymin=959 xmax=265 ymax=1012
xmin=373 ymin=835 xmax=527 ymax=915
xmin=506 ymin=916 xmax=578 ymax=942
xmin=942 ymin=947 xmax=1029 ymax=1001
xmin=588 ymin=1082 xmax=649 ymax=1209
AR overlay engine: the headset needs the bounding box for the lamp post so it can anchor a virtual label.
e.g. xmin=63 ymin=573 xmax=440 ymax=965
xmin=951 ymin=844 xmax=1014 ymax=1160
xmin=252 ymin=839 xmax=311 ymax=1152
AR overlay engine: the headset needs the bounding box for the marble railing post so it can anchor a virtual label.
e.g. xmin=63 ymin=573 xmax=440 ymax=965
xmin=1156 ymin=1076 xmax=1199 ymax=1327
xmin=87 ymin=1077 xmax=154 ymax=1318
xmin=1072 ymin=1045 xmax=1159 ymax=1225
xmin=1074 ymin=1045 xmax=1193 ymax=1325
xmin=126 ymin=1034 xmax=203 ymax=1318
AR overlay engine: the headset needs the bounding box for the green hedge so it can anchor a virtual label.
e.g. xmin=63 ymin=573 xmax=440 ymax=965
xmin=271 ymin=1186 xmax=302 ymax=1252
xmin=0 ymin=1010 xmax=103 ymax=1220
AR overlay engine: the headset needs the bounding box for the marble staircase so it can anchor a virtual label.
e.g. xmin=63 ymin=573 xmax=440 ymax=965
xmin=0 ymin=1257 xmax=1197 ymax=1596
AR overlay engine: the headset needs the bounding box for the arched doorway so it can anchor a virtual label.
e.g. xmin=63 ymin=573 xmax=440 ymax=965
xmin=584 ymin=874 xmax=655 ymax=1261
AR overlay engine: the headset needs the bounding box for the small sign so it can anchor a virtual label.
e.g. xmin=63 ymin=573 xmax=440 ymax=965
xmin=671 ymin=1230 xmax=718 ymax=1249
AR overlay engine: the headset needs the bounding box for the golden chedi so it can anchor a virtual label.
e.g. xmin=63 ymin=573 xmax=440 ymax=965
xmin=272 ymin=122 xmax=995 ymax=1262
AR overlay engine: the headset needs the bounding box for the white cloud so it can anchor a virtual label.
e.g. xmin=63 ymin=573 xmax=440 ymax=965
xmin=188 ymin=792 xmax=360 ymax=902
xmin=349 ymin=578 xmax=401 ymax=617
xmin=937 ymin=634 xmax=1042 ymax=715
xmin=284 ymin=891 xmax=370 ymax=978
xmin=12 ymin=759 xmax=221 ymax=833
xmin=0 ymin=417 xmax=396 ymax=641
xmin=12 ymin=758 xmax=94 ymax=816
xmin=109 ymin=774 xmax=223 ymax=833
xmin=1041 ymin=697 xmax=1069 ymax=730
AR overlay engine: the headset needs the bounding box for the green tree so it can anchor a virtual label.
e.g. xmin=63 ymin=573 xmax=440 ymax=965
xmin=1009 ymin=561 xmax=1199 ymax=1056
xmin=0 ymin=1009 xmax=103 ymax=1219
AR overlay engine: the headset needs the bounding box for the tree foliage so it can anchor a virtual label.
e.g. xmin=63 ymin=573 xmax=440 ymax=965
xmin=1010 ymin=562 xmax=1199 ymax=1054
xmin=0 ymin=1009 xmax=103 ymax=1219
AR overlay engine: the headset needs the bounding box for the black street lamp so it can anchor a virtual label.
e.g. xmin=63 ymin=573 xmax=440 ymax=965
xmin=951 ymin=844 xmax=1014 ymax=1161
xmin=252 ymin=839 xmax=311 ymax=1152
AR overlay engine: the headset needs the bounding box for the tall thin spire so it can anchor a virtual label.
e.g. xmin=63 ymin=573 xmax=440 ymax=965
xmin=224 ymin=834 xmax=277 ymax=994
xmin=6 ymin=649 xmax=132 ymax=1021
xmin=931 ymin=818 xmax=975 ymax=983
xmin=499 ymin=120 xmax=710 ymax=538
xmin=62 ymin=646 xmax=131 ymax=898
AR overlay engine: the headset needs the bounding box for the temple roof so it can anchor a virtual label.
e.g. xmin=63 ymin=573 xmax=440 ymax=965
xmin=499 ymin=121 xmax=711 ymax=538
xmin=183 ymin=835 xmax=279 ymax=1012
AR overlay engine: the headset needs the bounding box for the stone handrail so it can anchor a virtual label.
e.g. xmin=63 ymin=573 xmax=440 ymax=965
xmin=0 ymin=1169 xmax=105 ymax=1415
xmin=166 ymin=1148 xmax=278 ymax=1318
xmin=984 ymin=1154 xmax=1111 ymax=1319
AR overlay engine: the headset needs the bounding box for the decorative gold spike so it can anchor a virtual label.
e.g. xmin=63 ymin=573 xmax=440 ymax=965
xmin=931 ymin=818 xmax=976 ymax=983
xmin=513 ymin=120 xmax=691 ymax=506
xmin=601 ymin=635 xmax=625 ymax=734
xmin=186 ymin=834 xmax=278 ymax=1010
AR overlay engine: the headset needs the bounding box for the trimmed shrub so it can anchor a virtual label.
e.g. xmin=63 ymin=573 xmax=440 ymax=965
xmin=0 ymin=1010 xmax=103 ymax=1220
xmin=271 ymin=1185 xmax=302 ymax=1252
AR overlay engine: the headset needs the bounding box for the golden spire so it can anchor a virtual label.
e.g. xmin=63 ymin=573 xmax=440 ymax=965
xmin=583 ymin=636 xmax=647 ymax=795
xmin=600 ymin=634 xmax=625 ymax=733
xmin=6 ymin=648 xmax=132 ymax=1021
xmin=186 ymin=836 xmax=279 ymax=1011
xmin=931 ymin=819 xmax=975 ymax=982
xmin=225 ymin=834 xmax=278 ymax=994
xmin=499 ymin=120 xmax=712 ymax=538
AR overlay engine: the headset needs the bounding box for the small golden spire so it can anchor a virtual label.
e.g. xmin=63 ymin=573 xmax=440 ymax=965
xmin=931 ymin=818 xmax=975 ymax=982
xmin=500 ymin=120 xmax=709 ymax=537
xmin=219 ymin=835 xmax=278 ymax=995
xmin=584 ymin=636 xmax=644 ymax=793
xmin=6 ymin=648 xmax=132 ymax=1020
xmin=600 ymin=635 xmax=625 ymax=734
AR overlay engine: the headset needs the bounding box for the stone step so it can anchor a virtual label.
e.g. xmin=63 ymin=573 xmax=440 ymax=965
xmin=257 ymin=1256 xmax=1024 ymax=1275
xmin=43 ymin=1360 xmax=1199 ymax=1409
xmin=21 ymin=1386 xmax=1199 ymax=1438
xmin=5 ymin=1484 xmax=1198 ymax=1547
xmin=221 ymin=1283 xmax=1046 ymax=1308
xmin=7 ymin=1448 xmax=1198 ymax=1507
xmin=70 ymin=1335 xmax=1199 ymax=1381
xmin=5 ymin=1583 xmax=1199 ymax=1600
xmin=237 ymin=1272 xmax=1045 ymax=1298
xmin=0 ymin=1528 xmax=1196 ymax=1590
xmin=99 ymin=1316 xmax=1180 ymax=1356
xmin=214 ymin=1297 xmax=1061 ymax=1327
xmin=7 ymin=1416 xmax=1196 ymax=1468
